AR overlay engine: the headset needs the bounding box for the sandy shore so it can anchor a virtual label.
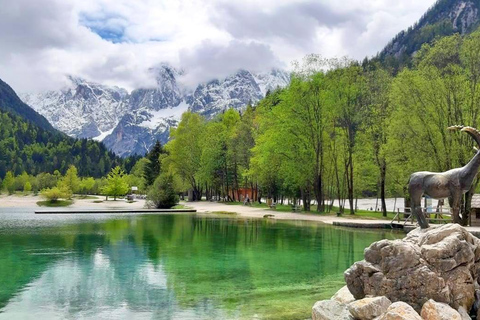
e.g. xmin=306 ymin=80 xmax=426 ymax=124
xmin=0 ymin=194 xmax=147 ymax=210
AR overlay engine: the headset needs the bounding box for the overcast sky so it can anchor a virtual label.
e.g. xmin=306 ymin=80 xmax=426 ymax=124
xmin=0 ymin=0 xmax=437 ymax=93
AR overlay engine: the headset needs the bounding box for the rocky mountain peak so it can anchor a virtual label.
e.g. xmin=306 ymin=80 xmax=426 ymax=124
xmin=379 ymin=0 xmax=480 ymax=60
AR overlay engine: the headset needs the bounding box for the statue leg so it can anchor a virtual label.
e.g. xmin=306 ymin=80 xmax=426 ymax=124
xmin=449 ymin=195 xmax=461 ymax=224
xmin=409 ymin=184 xmax=429 ymax=229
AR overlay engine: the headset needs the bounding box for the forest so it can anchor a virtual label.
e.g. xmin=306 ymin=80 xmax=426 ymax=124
xmin=159 ymin=30 xmax=480 ymax=220
xmin=0 ymin=110 xmax=139 ymax=178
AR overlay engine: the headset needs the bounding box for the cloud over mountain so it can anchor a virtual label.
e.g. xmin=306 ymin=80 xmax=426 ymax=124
xmin=0 ymin=0 xmax=436 ymax=93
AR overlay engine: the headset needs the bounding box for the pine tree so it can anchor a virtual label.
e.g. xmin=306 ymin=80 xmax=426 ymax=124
xmin=144 ymin=140 xmax=165 ymax=187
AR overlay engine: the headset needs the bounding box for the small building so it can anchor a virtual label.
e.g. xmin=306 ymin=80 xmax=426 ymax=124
xmin=471 ymin=194 xmax=480 ymax=226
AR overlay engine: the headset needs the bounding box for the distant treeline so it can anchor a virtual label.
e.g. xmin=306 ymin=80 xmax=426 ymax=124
xmin=0 ymin=110 xmax=139 ymax=178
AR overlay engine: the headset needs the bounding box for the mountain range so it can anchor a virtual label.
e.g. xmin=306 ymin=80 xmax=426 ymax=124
xmin=20 ymin=67 xmax=290 ymax=157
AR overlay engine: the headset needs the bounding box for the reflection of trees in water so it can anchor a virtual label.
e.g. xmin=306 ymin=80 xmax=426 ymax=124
xmin=0 ymin=215 xmax=402 ymax=319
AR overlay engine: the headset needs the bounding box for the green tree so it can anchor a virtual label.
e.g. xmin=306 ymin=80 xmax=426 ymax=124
xmin=23 ymin=181 xmax=32 ymax=193
xmin=164 ymin=112 xmax=205 ymax=200
xmin=41 ymin=187 xmax=68 ymax=202
xmin=363 ymin=66 xmax=393 ymax=216
xmin=59 ymin=165 xmax=80 ymax=196
xmin=146 ymin=174 xmax=179 ymax=209
xmin=144 ymin=141 xmax=165 ymax=187
xmin=102 ymin=166 xmax=129 ymax=200
xmin=3 ymin=171 xmax=15 ymax=194
xmin=79 ymin=177 xmax=95 ymax=196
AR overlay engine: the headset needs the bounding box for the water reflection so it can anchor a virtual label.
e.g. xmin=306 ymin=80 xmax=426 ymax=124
xmin=0 ymin=214 xmax=402 ymax=319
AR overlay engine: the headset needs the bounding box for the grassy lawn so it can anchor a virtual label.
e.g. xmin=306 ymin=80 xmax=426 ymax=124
xmin=73 ymin=195 xmax=99 ymax=200
xmin=221 ymin=201 xmax=398 ymax=220
xmin=37 ymin=200 xmax=73 ymax=207
xmin=211 ymin=211 xmax=237 ymax=215
xmin=172 ymin=204 xmax=191 ymax=210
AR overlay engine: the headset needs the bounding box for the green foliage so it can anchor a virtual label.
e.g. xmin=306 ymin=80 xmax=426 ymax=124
xmin=23 ymin=181 xmax=31 ymax=193
xmin=126 ymin=158 xmax=148 ymax=193
xmin=0 ymin=109 xmax=135 ymax=179
xmin=58 ymin=165 xmax=80 ymax=195
xmin=79 ymin=177 xmax=95 ymax=195
xmin=40 ymin=187 xmax=69 ymax=202
xmin=3 ymin=171 xmax=14 ymax=194
xmin=102 ymin=166 xmax=129 ymax=200
xmin=144 ymin=141 xmax=165 ymax=187
xmin=36 ymin=199 xmax=73 ymax=207
xmin=146 ymin=174 xmax=179 ymax=209
xmin=164 ymin=112 xmax=205 ymax=200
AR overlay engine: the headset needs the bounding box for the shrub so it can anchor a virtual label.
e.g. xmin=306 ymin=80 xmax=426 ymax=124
xmin=3 ymin=171 xmax=15 ymax=195
xmin=41 ymin=187 xmax=67 ymax=202
xmin=146 ymin=174 xmax=179 ymax=209
xmin=24 ymin=181 xmax=32 ymax=193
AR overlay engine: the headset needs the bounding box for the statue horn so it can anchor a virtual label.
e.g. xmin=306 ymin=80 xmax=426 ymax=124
xmin=447 ymin=125 xmax=464 ymax=131
xmin=460 ymin=126 xmax=480 ymax=148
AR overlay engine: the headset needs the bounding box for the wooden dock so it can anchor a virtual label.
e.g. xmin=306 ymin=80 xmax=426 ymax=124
xmin=333 ymin=221 xmax=407 ymax=230
xmin=35 ymin=209 xmax=197 ymax=214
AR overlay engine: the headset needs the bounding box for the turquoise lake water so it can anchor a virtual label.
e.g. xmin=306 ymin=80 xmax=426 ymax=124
xmin=0 ymin=211 xmax=402 ymax=319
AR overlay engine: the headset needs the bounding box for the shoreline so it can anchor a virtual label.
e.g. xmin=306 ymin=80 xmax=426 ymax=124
xmin=6 ymin=195 xmax=480 ymax=236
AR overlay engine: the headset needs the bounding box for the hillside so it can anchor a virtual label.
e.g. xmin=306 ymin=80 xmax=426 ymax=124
xmin=0 ymin=79 xmax=54 ymax=131
xmin=0 ymin=78 xmax=135 ymax=178
xmin=378 ymin=0 xmax=480 ymax=64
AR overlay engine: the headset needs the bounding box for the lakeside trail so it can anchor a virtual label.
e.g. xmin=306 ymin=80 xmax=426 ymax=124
xmin=183 ymin=201 xmax=394 ymax=226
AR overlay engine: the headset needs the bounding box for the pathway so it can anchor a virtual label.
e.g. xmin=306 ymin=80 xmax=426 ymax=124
xmin=184 ymin=201 xmax=394 ymax=226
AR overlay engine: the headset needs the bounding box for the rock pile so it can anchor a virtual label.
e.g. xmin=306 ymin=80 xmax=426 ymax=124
xmin=312 ymin=224 xmax=480 ymax=319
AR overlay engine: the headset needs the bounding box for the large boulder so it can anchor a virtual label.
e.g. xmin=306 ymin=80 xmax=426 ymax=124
xmin=377 ymin=302 xmax=422 ymax=320
xmin=420 ymin=299 xmax=462 ymax=320
xmin=344 ymin=224 xmax=480 ymax=312
xmin=312 ymin=300 xmax=353 ymax=320
xmin=348 ymin=296 xmax=391 ymax=319
xmin=332 ymin=285 xmax=355 ymax=304
xmin=456 ymin=306 xmax=470 ymax=320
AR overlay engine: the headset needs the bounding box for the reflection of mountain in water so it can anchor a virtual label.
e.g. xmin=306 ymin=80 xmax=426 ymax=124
xmin=0 ymin=215 xmax=402 ymax=319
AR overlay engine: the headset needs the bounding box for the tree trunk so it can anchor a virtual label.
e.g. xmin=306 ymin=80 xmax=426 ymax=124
xmin=380 ymin=162 xmax=387 ymax=217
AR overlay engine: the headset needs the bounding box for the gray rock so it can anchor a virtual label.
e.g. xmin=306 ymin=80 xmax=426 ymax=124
xmin=348 ymin=296 xmax=391 ymax=320
xmin=332 ymin=285 xmax=355 ymax=304
xmin=457 ymin=306 xmax=471 ymax=320
xmin=344 ymin=224 xmax=480 ymax=312
xmin=420 ymin=299 xmax=462 ymax=320
xmin=377 ymin=301 xmax=422 ymax=320
xmin=312 ymin=300 xmax=353 ymax=320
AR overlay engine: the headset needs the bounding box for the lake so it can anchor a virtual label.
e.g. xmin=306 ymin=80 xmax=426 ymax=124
xmin=0 ymin=211 xmax=402 ymax=319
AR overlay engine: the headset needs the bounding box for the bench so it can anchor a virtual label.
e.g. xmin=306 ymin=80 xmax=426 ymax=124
xmin=268 ymin=202 xmax=277 ymax=209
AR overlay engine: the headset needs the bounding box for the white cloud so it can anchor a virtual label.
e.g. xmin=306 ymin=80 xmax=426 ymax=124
xmin=0 ymin=0 xmax=437 ymax=93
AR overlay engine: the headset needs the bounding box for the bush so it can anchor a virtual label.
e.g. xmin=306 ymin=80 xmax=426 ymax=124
xmin=24 ymin=181 xmax=32 ymax=193
xmin=41 ymin=187 xmax=68 ymax=202
xmin=3 ymin=171 xmax=15 ymax=195
xmin=146 ymin=174 xmax=179 ymax=209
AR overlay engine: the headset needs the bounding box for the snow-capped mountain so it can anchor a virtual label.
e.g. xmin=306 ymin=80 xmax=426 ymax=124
xmin=20 ymin=67 xmax=290 ymax=157
xmin=20 ymin=77 xmax=128 ymax=139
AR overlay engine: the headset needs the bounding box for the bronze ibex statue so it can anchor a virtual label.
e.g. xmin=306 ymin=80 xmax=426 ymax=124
xmin=408 ymin=125 xmax=480 ymax=228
